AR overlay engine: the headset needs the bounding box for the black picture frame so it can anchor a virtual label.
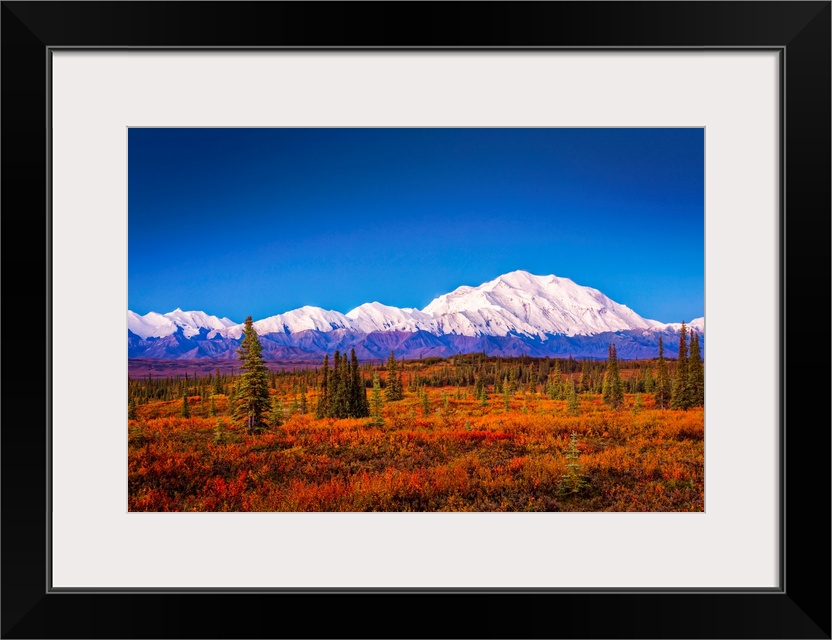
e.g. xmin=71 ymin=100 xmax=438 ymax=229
xmin=2 ymin=2 xmax=829 ymax=638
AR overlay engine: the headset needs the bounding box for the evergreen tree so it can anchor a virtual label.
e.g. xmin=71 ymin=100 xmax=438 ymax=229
xmin=420 ymin=386 xmax=430 ymax=414
xmin=537 ymin=358 xmax=550 ymax=385
xmin=213 ymin=418 xmax=228 ymax=445
xmin=550 ymin=360 xmax=563 ymax=399
xmin=559 ymin=432 xmax=588 ymax=494
xmin=385 ymin=351 xmax=403 ymax=402
xmin=655 ymin=336 xmax=671 ymax=409
xmin=479 ymin=385 xmax=488 ymax=407
xmin=329 ymin=350 xmax=347 ymax=418
xmin=369 ymin=373 xmax=384 ymax=424
xmin=316 ymin=355 xmax=329 ymax=419
xmin=671 ymin=323 xmax=689 ymax=410
xmin=270 ymin=396 xmax=284 ymax=428
xmin=315 ymin=351 xmax=369 ymax=419
xmin=474 ymin=375 xmax=485 ymax=400
xmin=213 ymin=368 xmax=223 ymax=395
xmin=567 ymin=377 xmax=579 ymax=414
xmin=338 ymin=351 xmax=350 ymax=416
xmin=643 ymin=366 xmax=656 ymax=393
xmin=209 ymin=395 xmax=218 ymax=417
xmin=233 ymin=316 xmax=271 ymax=434
xmin=687 ymin=330 xmax=704 ymax=407
xmin=349 ymin=349 xmax=370 ymax=418
xmin=128 ymin=397 xmax=138 ymax=421
xmin=228 ymin=376 xmax=237 ymax=406
xmin=181 ymin=394 xmax=190 ymax=418
xmin=578 ymin=360 xmax=590 ymax=394
xmin=601 ymin=344 xmax=624 ymax=409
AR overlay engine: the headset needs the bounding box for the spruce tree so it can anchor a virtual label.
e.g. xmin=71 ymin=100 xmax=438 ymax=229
xmin=602 ymin=344 xmax=624 ymax=409
xmin=270 ymin=396 xmax=284 ymax=428
xmin=369 ymin=373 xmax=384 ymax=424
xmin=330 ymin=350 xmax=346 ymax=418
xmin=551 ymin=360 xmax=563 ymax=399
xmin=671 ymin=323 xmax=689 ymax=410
xmin=643 ymin=366 xmax=656 ymax=393
xmin=420 ymin=386 xmax=430 ymax=414
xmin=385 ymin=351 xmax=403 ymax=402
xmin=567 ymin=377 xmax=580 ymax=414
xmin=578 ymin=360 xmax=590 ymax=394
xmin=655 ymin=336 xmax=671 ymax=409
xmin=316 ymin=355 xmax=329 ymax=418
xmin=233 ymin=316 xmax=271 ymax=434
xmin=559 ymin=432 xmax=587 ymax=494
xmin=473 ymin=375 xmax=484 ymax=399
xmin=687 ymin=330 xmax=704 ymax=407
xmin=349 ymin=348 xmax=369 ymax=418
xmin=339 ymin=351 xmax=351 ymax=416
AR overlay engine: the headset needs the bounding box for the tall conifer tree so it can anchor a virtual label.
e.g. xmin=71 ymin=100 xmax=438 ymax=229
xmin=233 ymin=316 xmax=271 ymax=433
xmin=332 ymin=350 xmax=341 ymax=417
xmin=655 ymin=336 xmax=671 ymax=409
xmin=687 ymin=330 xmax=704 ymax=407
xmin=316 ymin=355 xmax=329 ymax=418
xmin=567 ymin=377 xmax=580 ymax=414
xmin=349 ymin=348 xmax=370 ymax=418
xmin=602 ymin=344 xmax=624 ymax=408
xmin=670 ymin=323 xmax=689 ymax=410
xmin=385 ymin=350 xmax=403 ymax=402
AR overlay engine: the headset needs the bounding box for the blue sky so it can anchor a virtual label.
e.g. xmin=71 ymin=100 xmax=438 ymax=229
xmin=128 ymin=128 xmax=704 ymax=323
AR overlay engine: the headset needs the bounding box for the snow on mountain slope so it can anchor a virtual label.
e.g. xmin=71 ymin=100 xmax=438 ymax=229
xmin=346 ymin=302 xmax=434 ymax=333
xmin=128 ymin=309 xmax=236 ymax=339
xmin=423 ymin=271 xmax=657 ymax=337
xmin=128 ymin=310 xmax=176 ymax=339
xmin=129 ymin=271 xmax=702 ymax=342
xmin=242 ymin=306 xmax=353 ymax=339
xmin=650 ymin=316 xmax=705 ymax=334
xmin=165 ymin=309 xmax=237 ymax=337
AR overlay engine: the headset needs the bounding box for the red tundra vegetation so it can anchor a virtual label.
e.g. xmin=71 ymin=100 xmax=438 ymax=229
xmin=128 ymin=353 xmax=703 ymax=512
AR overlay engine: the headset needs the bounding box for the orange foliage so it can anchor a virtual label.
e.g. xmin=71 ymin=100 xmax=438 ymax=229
xmin=129 ymin=387 xmax=703 ymax=512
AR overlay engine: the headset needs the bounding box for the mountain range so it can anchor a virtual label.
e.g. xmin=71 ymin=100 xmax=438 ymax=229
xmin=128 ymin=270 xmax=703 ymax=361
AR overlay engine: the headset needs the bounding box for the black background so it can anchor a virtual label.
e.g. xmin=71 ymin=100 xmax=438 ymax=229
xmin=2 ymin=2 xmax=829 ymax=638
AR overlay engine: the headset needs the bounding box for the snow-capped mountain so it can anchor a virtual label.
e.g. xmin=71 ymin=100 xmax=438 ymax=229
xmin=422 ymin=270 xmax=664 ymax=337
xmin=128 ymin=271 xmax=703 ymax=361
xmin=127 ymin=309 xmax=237 ymax=340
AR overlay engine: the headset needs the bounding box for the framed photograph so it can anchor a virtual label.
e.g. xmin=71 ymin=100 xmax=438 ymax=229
xmin=3 ymin=2 xmax=829 ymax=638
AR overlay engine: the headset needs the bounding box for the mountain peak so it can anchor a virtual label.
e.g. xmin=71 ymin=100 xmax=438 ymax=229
xmin=422 ymin=270 xmax=655 ymax=337
xmin=130 ymin=270 xmax=701 ymax=344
